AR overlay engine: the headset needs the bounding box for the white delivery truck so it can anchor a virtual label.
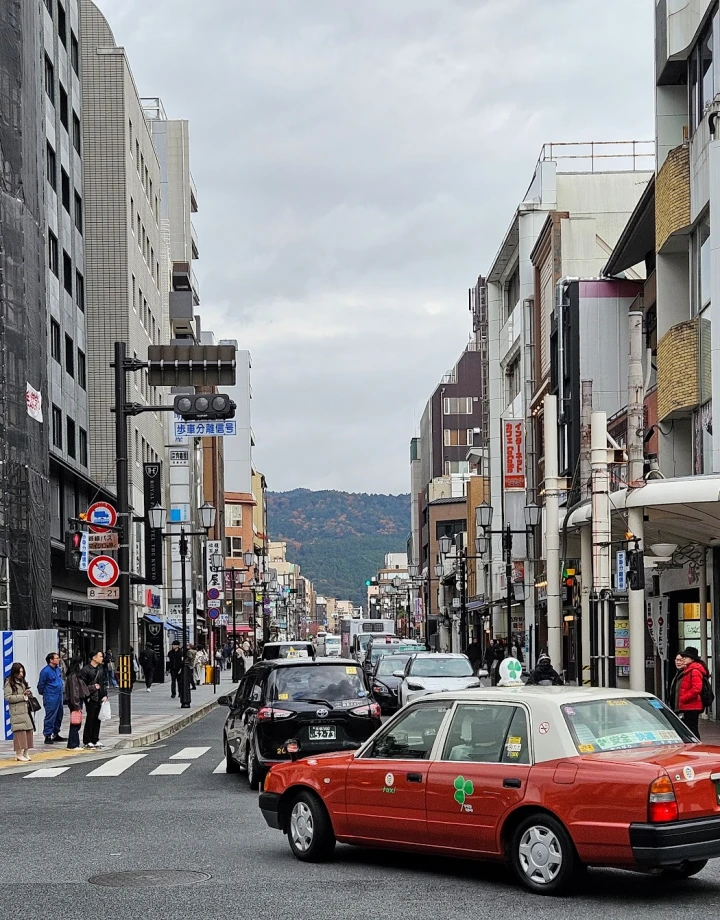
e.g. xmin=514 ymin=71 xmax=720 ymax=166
xmin=340 ymin=617 xmax=396 ymax=663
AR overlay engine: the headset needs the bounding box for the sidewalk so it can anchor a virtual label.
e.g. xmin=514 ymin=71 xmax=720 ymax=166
xmin=0 ymin=669 xmax=235 ymax=768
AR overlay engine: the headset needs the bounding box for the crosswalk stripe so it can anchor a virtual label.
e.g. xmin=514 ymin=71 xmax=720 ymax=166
xmin=86 ymin=754 xmax=147 ymax=777
xmin=212 ymin=759 xmax=226 ymax=774
xmin=149 ymin=763 xmax=191 ymax=775
xmin=24 ymin=767 xmax=70 ymax=778
xmin=170 ymin=746 xmax=211 ymax=760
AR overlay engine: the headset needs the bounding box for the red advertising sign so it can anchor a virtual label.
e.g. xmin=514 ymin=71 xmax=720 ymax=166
xmin=503 ymin=420 xmax=525 ymax=490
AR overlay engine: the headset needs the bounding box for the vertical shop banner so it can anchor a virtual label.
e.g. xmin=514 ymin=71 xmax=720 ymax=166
xmin=143 ymin=463 xmax=163 ymax=585
xmin=206 ymin=540 xmax=224 ymax=602
xmin=503 ymin=420 xmax=525 ymax=490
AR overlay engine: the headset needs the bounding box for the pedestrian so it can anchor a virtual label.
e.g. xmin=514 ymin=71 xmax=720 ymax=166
xmin=670 ymin=647 xmax=709 ymax=738
xmin=3 ymin=662 xmax=35 ymax=762
xmin=466 ymin=637 xmax=483 ymax=675
xmin=186 ymin=644 xmax=197 ymax=690
xmin=103 ymin=649 xmax=118 ymax=688
xmin=242 ymin=638 xmax=253 ymax=671
xmin=58 ymin=646 xmax=69 ymax=680
xmin=510 ymin=635 xmax=524 ymax=664
xmin=234 ymin=644 xmax=246 ymax=679
xmin=139 ymin=645 xmax=156 ymax=692
xmin=167 ymin=640 xmax=183 ymax=699
xmin=37 ymin=651 xmax=65 ymax=745
xmin=526 ymin=653 xmax=564 ymax=686
xmin=130 ymin=646 xmax=140 ymax=689
xmin=65 ymin=655 xmax=89 ymax=750
xmin=195 ymin=647 xmax=207 ymax=686
xmin=80 ymin=650 xmax=108 ymax=749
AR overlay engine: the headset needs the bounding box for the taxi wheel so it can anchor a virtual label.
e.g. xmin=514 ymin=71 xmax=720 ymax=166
xmin=225 ymin=737 xmax=239 ymax=774
xmin=661 ymin=860 xmax=707 ymax=879
xmin=511 ymin=813 xmax=577 ymax=895
xmin=247 ymin=744 xmax=266 ymax=791
xmin=287 ymin=791 xmax=336 ymax=862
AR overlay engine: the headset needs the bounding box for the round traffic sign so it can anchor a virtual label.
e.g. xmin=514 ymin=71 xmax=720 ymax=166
xmin=87 ymin=555 xmax=120 ymax=588
xmin=207 ymin=588 xmax=220 ymax=601
xmin=207 ymin=607 xmax=220 ymax=620
xmin=87 ymin=501 xmax=117 ymax=534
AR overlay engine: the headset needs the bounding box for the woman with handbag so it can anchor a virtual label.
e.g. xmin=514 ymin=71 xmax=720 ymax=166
xmin=3 ymin=662 xmax=36 ymax=761
xmin=66 ymin=655 xmax=89 ymax=750
xmin=80 ymin=650 xmax=108 ymax=749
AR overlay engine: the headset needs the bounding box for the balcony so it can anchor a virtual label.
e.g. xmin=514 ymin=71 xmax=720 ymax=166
xmin=190 ymin=174 xmax=198 ymax=213
xmin=191 ymin=221 xmax=199 ymax=260
xmin=172 ymin=261 xmax=191 ymax=292
xmin=169 ymin=290 xmax=196 ymax=337
xmin=657 ymin=317 xmax=699 ymax=420
xmin=191 ymin=269 xmax=200 ymax=306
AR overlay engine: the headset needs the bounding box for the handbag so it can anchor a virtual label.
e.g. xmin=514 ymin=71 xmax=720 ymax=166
xmin=26 ymin=692 xmax=41 ymax=714
xmin=70 ymin=709 xmax=82 ymax=726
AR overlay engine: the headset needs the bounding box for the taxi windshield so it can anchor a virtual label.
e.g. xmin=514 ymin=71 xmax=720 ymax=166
xmin=376 ymin=656 xmax=408 ymax=677
xmin=269 ymin=665 xmax=367 ymax=703
xmin=562 ymin=697 xmax=695 ymax=754
xmin=410 ymin=657 xmax=472 ymax=678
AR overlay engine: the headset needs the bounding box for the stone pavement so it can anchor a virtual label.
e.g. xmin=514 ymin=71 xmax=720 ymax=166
xmin=0 ymin=668 xmax=237 ymax=768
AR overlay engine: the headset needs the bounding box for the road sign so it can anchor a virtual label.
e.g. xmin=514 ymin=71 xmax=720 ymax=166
xmin=208 ymin=607 xmax=220 ymax=620
xmin=173 ymin=420 xmax=237 ymax=442
xmin=616 ymin=550 xmax=627 ymax=591
xmin=87 ymin=532 xmax=119 ymax=551
xmin=87 ymin=586 xmax=120 ymax=600
xmin=79 ymin=532 xmax=89 ymax=571
xmin=207 ymin=587 xmax=220 ymax=601
xmin=87 ymin=555 xmax=120 ymax=588
xmin=87 ymin=501 xmax=117 ymax=534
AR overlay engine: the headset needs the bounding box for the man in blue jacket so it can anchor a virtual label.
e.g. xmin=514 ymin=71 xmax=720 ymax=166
xmin=37 ymin=652 xmax=65 ymax=744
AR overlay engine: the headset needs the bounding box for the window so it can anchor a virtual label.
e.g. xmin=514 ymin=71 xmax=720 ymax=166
xmin=65 ymin=333 xmax=74 ymax=377
xmin=131 ymin=274 xmax=136 ymax=311
xmin=443 ymin=396 xmax=473 ymax=415
xmin=506 ymin=355 xmax=521 ymax=404
xmin=226 ymin=504 xmax=243 ymax=527
xmin=137 ymin=214 xmax=141 ymax=240
xmin=130 ymin=197 xmax=134 ymax=231
xmin=75 ymin=271 xmax=84 ymax=311
xmin=129 ymin=119 xmax=133 ymax=152
xmin=66 ymin=417 xmax=76 ymax=459
xmin=366 ymin=703 xmax=452 ymax=760
xmin=135 ymin=138 xmax=140 ymax=163
xmin=692 ymin=215 xmax=711 ymax=315
xmin=72 ymin=112 xmax=81 ymax=154
xmin=79 ymin=428 xmax=88 ymax=467
xmin=504 ymin=265 xmax=520 ymax=318
xmin=44 ymin=55 xmax=55 ymax=104
xmin=48 ymin=231 xmax=59 ymax=276
xmin=44 ymin=0 xmax=53 ymax=14
xmin=50 ymin=319 xmax=61 ymax=362
xmin=444 ymin=460 xmax=471 ymax=475
xmin=689 ymin=13 xmax=718 ymax=134
xmin=57 ymin=2 xmax=66 ymax=46
xmin=74 ymin=191 xmax=83 ymax=233
xmin=46 ymin=142 xmax=56 ymax=190
xmin=61 ymin=168 xmax=70 ymax=211
xmin=59 ymin=83 xmax=68 ymax=129
xmin=225 ymin=536 xmax=244 ymax=558
xmin=77 ymin=349 xmax=86 ymax=390
xmin=70 ymin=31 xmax=79 ymax=74
xmin=443 ymin=429 xmax=473 ymax=447
xmin=52 ymin=405 xmax=62 ymax=449
xmin=63 ymin=251 xmax=72 ymax=294
xmin=140 ymin=153 xmax=145 ymax=183
xmin=562 ymin=697 xmax=693 ymax=753
xmin=441 ymin=704 xmax=529 ymax=764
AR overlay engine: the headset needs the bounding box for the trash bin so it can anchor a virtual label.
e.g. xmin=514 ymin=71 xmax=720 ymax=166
xmin=205 ymin=664 xmax=214 ymax=685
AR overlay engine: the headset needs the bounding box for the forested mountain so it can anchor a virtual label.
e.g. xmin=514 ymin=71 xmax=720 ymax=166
xmin=267 ymin=489 xmax=410 ymax=608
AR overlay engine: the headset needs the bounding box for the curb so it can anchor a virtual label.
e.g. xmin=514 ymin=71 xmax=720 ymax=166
xmin=114 ymin=698 xmax=218 ymax=749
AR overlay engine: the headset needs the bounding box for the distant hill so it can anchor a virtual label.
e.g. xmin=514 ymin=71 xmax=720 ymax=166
xmin=267 ymin=489 xmax=410 ymax=608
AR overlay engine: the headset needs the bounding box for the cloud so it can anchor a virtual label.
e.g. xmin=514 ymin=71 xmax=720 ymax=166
xmin=97 ymin=0 xmax=654 ymax=493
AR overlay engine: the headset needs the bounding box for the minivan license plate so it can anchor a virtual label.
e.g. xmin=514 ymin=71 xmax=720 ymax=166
xmin=309 ymin=725 xmax=336 ymax=741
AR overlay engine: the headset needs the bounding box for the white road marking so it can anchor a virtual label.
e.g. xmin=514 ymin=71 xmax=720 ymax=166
xmin=149 ymin=762 xmax=191 ymax=775
xmin=170 ymin=746 xmax=211 ymax=760
xmin=24 ymin=767 xmax=70 ymax=778
xmin=212 ymin=759 xmax=226 ymax=774
xmin=86 ymin=754 xmax=147 ymax=777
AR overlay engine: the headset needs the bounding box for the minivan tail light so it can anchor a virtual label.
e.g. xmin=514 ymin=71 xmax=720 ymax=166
xmin=257 ymin=706 xmax=294 ymax=721
xmin=350 ymin=702 xmax=381 ymax=718
xmin=649 ymin=775 xmax=678 ymax=823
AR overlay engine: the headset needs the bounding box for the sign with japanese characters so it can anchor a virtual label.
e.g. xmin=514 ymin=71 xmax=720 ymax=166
xmin=173 ymin=420 xmax=237 ymax=443
xmin=206 ymin=540 xmax=224 ymax=602
xmin=503 ymin=420 xmax=525 ymax=490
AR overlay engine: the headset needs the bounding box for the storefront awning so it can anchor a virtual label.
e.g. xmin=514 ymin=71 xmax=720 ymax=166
xmin=52 ymin=588 xmax=117 ymax=611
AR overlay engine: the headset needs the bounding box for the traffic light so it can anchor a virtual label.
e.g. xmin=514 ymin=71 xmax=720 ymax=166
xmin=65 ymin=530 xmax=84 ymax=570
xmin=562 ymin=568 xmax=576 ymax=606
xmin=173 ymin=393 xmax=236 ymax=421
xmin=627 ymin=549 xmax=645 ymax=591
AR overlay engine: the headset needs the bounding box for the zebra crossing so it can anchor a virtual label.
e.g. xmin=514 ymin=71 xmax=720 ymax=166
xmin=20 ymin=745 xmax=227 ymax=780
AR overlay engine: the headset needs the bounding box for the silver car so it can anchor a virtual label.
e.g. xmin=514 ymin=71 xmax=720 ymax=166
xmin=395 ymin=653 xmax=481 ymax=706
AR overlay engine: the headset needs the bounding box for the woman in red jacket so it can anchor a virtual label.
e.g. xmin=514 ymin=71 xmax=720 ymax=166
xmin=671 ymin=646 xmax=708 ymax=738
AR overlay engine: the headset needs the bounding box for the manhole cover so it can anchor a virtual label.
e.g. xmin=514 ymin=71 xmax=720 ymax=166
xmin=89 ymin=870 xmax=211 ymax=888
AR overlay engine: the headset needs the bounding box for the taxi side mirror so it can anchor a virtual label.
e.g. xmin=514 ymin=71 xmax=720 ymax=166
xmin=217 ymin=695 xmax=231 ymax=706
xmin=283 ymin=739 xmax=301 ymax=762
xmin=393 ymin=670 xmax=404 ymax=678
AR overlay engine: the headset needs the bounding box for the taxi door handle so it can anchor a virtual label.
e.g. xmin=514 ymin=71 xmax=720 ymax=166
xmin=406 ymin=773 xmax=423 ymax=783
xmin=503 ymin=778 xmax=522 ymax=789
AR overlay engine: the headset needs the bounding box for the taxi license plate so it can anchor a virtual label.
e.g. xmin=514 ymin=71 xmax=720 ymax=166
xmin=309 ymin=726 xmax=336 ymax=741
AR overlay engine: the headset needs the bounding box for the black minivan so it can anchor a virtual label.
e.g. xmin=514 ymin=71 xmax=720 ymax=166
xmin=220 ymin=658 xmax=382 ymax=789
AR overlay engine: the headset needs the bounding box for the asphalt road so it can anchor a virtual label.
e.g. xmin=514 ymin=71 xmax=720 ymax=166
xmin=1 ymin=707 xmax=720 ymax=919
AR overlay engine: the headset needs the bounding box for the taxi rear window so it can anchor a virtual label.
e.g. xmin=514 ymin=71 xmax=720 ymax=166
xmin=562 ymin=698 xmax=694 ymax=754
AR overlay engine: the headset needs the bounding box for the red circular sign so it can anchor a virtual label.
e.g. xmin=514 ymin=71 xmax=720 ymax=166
xmin=87 ymin=501 xmax=117 ymax=534
xmin=87 ymin=555 xmax=120 ymax=587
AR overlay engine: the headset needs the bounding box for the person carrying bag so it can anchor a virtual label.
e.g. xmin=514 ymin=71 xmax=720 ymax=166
xmin=80 ymin=650 xmax=109 ymax=749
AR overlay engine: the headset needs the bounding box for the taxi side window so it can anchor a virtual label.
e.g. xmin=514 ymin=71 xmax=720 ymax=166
xmin=500 ymin=707 xmax=530 ymax=765
xmin=441 ymin=704 xmax=518 ymax=764
xmin=368 ymin=704 xmax=451 ymax=760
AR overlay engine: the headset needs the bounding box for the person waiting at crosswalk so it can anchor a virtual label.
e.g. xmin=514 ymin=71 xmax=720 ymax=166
xmin=80 ymin=650 xmax=108 ymax=749
xmin=65 ymin=656 xmax=89 ymax=750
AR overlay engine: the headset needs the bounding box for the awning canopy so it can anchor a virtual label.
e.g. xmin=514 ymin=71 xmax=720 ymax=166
xmin=52 ymin=588 xmax=117 ymax=611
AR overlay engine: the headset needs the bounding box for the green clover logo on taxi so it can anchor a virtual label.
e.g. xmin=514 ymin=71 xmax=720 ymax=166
xmin=507 ymin=659 xmax=522 ymax=679
xmin=454 ymin=776 xmax=474 ymax=805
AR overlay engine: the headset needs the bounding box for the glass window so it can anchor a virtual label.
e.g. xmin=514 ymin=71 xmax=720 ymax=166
xmin=441 ymin=703 xmax=521 ymax=763
xmin=61 ymin=169 xmax=70 ymax=211
xmin=63 ymin=251 xmax=72 ymax=294
xmin=700 ymin=217 xmax=711 ymax=310
xmin=443 ymin=396 xmax=473 ymax=415
xmin=562 ymin=697 xmax=695 ymax=754
xmin=79 ymin=428 xmax=88 ymax=467
xmin=66 ymin=417 xmax=76 ymax=459
xmin=269 ymin=664 xmax=367 ymax=703
xmin=409 ymin=657 xmax=473 ymax=678
xmin=57 ymin=2 xmax=66 ymax=46
xmin=226 ymin=503 xmax=243 ymax=527
xmin=74 ymin=192 xmax=83 ymax=233
xmin=46 ymin=142 xmax=56 ymax=190
xmin=59 ymin=83 xmax=68 ymax=129
xmin=444 ymin=460 xmax=471 ymax=475
xmin=72 ymin=113 xmax=81 ymax=154
xmin=49 ymin=230 xmax=59 ymax=273
xmin=71 ymin=32 xmax=79 ymax=74
xmin=504 ymin=266 xmax=520 ymax=319
xmin=701 ymin=23 xmax=714 ymax=114
xmin=77 ymin=349 xmax=86 ymax=390
xmin=50 ymin=319 xmax=61 ymax=362
xmin=44 ymin=55 xmax=54 ymax=104
xmin=52 ymin=405 xmax=62 ymax=449
xmin=75 ymin=271 xmax=84 ymax=311
xmin=64 ymin=333 xmax=74 ymax=377
xmin=367 ymin=703 xmax=452 ymax=760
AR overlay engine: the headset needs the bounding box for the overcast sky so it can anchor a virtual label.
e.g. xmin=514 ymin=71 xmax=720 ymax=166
xmin=105 ymin=0 xmax=654 ymax=495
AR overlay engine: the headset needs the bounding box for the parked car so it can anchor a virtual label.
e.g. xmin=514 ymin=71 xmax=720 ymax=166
xmin=221 ymin=658 xmax=382 ymax=789
xmin=396 ymin=653 xmax=480 ymax=706
xmin=261 ymin=641 xmax=314 ymax=661
xmin=370 ymin=653 xmax=415 ymax=714
xmin=259 ymin=687 xmax=720 ymax=894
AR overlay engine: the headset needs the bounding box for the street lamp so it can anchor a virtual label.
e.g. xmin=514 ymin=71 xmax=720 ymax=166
xmin=439 ymin=535 xmax=453 ymax=556
xmin=149 ymin=502 xmax=215 ymax=708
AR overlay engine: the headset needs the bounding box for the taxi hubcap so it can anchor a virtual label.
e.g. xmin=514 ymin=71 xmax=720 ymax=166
xmin=290 ymin=802 xmax=314 ymax=852
xmin=518 ymin=825 xmax=562 ymax=884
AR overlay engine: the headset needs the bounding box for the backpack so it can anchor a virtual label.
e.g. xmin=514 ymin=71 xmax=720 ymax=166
xmin=701 ymin=673 xmax=715 ymax=709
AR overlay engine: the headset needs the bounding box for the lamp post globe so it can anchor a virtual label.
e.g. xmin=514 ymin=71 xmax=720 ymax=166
xmin=199 ymin=501 xmax=216 ymax=531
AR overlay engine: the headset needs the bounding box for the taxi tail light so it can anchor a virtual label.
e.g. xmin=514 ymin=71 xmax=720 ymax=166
xmin=257 ymin=706 xmax=294 ymax=721
xmin=350 ymin=702 xmax=382 ymax=718
xmin=648 ymin=775 xmax=678 ymax=823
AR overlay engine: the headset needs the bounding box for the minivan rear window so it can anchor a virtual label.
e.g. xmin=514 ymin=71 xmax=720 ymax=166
xmin=269 ymin=665 xmax=367 ymax=703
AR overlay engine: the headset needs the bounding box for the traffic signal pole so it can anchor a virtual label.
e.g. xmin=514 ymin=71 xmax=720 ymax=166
xmin=115 ymin=341 xmax=132 ymax=735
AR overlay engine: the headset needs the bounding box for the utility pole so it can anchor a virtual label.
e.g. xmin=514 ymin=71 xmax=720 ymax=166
xmin=627 ymin=310 xmax=646 ymax=691
xmin=544 ymin=395 xmax=562 ymax=669
xmin=591 ymin=411 xmax=613 ymax=687
xmin=114 ymin=341 xmax=132 ymax=735
xmin=579 ymin=381 xmax=593 ymax=685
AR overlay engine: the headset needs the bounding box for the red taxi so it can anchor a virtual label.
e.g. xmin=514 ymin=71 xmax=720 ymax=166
xmin=259 ymin=687 xmax=720 ymax=894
